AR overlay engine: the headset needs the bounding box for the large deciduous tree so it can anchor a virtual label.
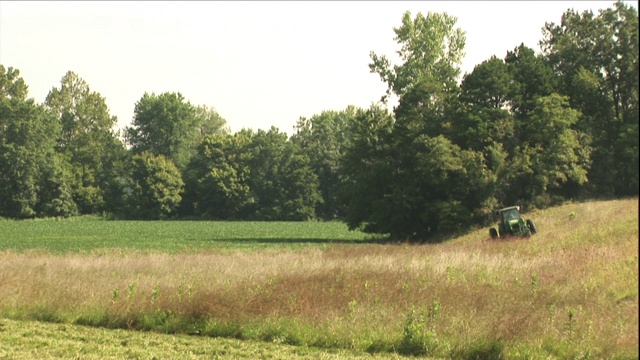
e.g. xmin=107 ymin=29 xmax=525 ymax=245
xmin=291 ymin=106 xmax=357 ymax=220
xmin=182 ymin=132 xmax=252 ymax=219
xmin=126 ymin=152 xmax=184 ymax=220
xmin=45 ymin=71 xmax=126 ymax=214
xmin=347 ymin=10 xmax=496 ymax=241
xmin=184 ymin=127 xmax=321 ymax=221
xmin=504 ymin=44 xmax=557 ymax=125
xmin=453 ymin=47 xmax=590 ymax=208
xmin=454 ymin=56 xmax=515 ymax=152
xmin=243 ymin=127 xmax=321 ymax=221
xmin=0 ymin=66 xmax=77 ymax=218
xmin=339 ymin=105 xmax=395 ymax=235
xmin=450 ymin=57 xmax=516 ymax=212
xmin=510 ymin=94 xmax=591 ymax=204
xmin=124 ymin=92 xmax=199 ymax=170
xmin=194 ymin=104 xmax=230 ymax=140
xmin=540 ymin=1 xmax=638 ymax=196
xmin=369 ymin=10 xmax=466 ymax=103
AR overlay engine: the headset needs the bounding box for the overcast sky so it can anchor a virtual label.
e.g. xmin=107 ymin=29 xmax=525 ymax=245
xmin=0 ymin=1 xmax=634 ymax=134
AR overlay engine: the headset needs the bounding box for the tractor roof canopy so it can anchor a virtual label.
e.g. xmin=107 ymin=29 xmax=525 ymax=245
xmin=497 ymin=206 xmax=520 ymax=214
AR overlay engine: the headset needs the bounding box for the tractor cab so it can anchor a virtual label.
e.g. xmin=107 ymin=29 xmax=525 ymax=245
xmin=489 ymin=205 xmax=537 ymax=239
xmin=501 ymin=206 xmax=521 ymax=224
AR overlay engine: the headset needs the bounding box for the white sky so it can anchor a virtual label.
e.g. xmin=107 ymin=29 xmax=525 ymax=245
xmin=0 ymin=1 xmax=634 ymax=135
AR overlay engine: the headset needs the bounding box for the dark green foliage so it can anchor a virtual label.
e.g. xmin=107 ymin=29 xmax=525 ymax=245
xmin=37 ymin=154 xmax=79 ymax=217
xmin=350 ymin=11 xmax=498 ymax=240
xmin=45 ymin=71 xmax=125 ymax=215
xmin=342 ymin=6 xmax=618 ymax=240
xmin=505 ymin=44 xmax=557 ymax=123
xmin=541 ymin=1 xmax=639 ymax=196
xmin=339 ymin=101 xmax=496 ymax=240
xmin=241 ymin=128 xmax=321 ymax=221
xmin=182 ymin=132 xmax=252 ymax=219
xmin=127 ymin=152 xmax=184 ymax=220
xmin=0 ymin=66 xmax=77 ymax=218
xmin=339 ymin=105 xmax=395 ymax=235
xmin=455 ymin=56 xmax=516 ymax=152
xmin=194 ymin=104 xmax=231 ymax=141
xmin=291 ymin=106 xmax=357 ymax=220
xmin=369 ymin=10 xmax=465 ymax=102
xmin=523 ymin=94 xmax=590 ymax=194
xmin=125 ymin=92 xmax=199 ymax=170
xmin=126 ymin=97 xmax=231 ymax=217
xmin=184 ymin=128 xmax=321 ymax=221
xmin=0 ymin=65 xmax=28 ymax=100
xmin=394 ymin=135 xmax=493 ymax=239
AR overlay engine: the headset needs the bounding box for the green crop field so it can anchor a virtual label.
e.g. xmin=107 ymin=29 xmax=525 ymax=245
xmin=0 ymin=198 xmax=638 ymax=359
xmin=0 ymin=220 xmax=370 ymax=253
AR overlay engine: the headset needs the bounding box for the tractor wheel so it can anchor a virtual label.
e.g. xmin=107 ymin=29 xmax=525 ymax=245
xmin=527 ymin=219 xmax=537 ymax=235
xmin=489 ymin=228 xmax=498 ymax=239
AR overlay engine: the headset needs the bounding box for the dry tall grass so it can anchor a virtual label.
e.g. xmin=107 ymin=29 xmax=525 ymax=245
xmin=0 ymin=198 xmax=637 ymax=358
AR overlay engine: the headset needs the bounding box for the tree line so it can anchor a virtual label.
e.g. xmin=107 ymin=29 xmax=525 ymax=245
xmin=1 ymin=2 xmax=637 ymax=241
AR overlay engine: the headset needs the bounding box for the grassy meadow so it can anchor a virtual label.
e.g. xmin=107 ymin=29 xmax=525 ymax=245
xmin=0 ymin=198 xmax=637 ymax=359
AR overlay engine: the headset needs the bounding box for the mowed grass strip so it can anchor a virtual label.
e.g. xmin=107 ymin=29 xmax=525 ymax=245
xmin=0 ymin=319 xmax=405 ymax=360
xmin=0 ymin=220 xmax=369 ymax=253
xmin=0 ymin=198 xmax=637 ymax=358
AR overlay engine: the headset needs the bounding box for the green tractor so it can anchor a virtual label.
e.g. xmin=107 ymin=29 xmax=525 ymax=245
xmin=489 ymin=206 xmax=537 ymax=239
